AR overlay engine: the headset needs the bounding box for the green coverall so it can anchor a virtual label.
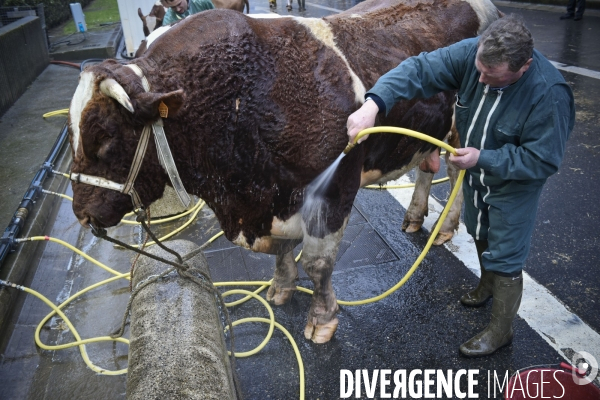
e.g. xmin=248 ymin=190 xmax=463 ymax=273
xmin=367 ymin=37 xmax=575 ymax=275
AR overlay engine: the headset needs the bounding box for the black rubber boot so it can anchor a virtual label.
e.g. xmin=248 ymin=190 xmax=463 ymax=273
xmin=459 ymin=273 xmax=523 ymax=357
xmin=460 ymin=240 xmax=493 ymax=307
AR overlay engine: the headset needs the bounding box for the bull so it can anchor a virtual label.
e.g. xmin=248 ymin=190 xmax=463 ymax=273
xmin=67 ymin=0 xmax=500 ymax=343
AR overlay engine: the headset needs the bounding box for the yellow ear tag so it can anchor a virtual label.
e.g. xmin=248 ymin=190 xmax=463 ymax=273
xmin=158 ymin=101 xmax=169 ymax=118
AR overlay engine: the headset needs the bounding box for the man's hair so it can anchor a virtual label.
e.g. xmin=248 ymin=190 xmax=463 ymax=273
xmin=161 ymin=0 xmax=182 ymax=7
xmin=477 ymin=14 xmax=534 ymax=72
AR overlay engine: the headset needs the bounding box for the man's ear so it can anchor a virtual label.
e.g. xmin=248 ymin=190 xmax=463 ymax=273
xmin=134 ymin=89 xmax=185 ymax=120
xmin=520 ymin=58 xmax=533 ymax=73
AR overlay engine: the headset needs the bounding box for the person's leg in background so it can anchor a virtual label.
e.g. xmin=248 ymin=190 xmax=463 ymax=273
xmin=560 ymin=0 xmax=577 ymax=19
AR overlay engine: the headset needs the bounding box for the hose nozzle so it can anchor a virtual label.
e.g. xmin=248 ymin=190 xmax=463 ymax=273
xmin=343 ymin=142 xmax=356 ymax=154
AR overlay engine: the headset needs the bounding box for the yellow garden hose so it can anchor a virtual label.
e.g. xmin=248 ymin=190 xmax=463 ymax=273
xmin=17 ymin=236 xmax=126 ymax=278
xmin=329 ymin=127 xmax=465 ymax=304
xmin=119 ymin=198 xmax=204 ymax=225
xmin=43 ymin=109 xmax=69 ymax=118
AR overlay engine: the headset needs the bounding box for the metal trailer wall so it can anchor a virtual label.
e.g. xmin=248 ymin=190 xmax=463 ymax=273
xmin=0 ymin=16 xmax=48 ymax=117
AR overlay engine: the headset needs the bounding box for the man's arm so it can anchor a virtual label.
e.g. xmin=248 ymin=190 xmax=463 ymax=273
xmin=347 ymin=38 xmax=475 ymax=144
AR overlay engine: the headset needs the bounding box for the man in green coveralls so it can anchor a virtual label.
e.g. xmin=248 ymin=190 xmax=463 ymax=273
xmin=161 ymin=0 xmax=215 ymax=26
xmin=347 ymin=15 xmax=574 ymax=357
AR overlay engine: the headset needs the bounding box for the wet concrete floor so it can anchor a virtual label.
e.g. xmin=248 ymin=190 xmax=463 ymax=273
xmin=1 ymin=1 xmax=599 ymax=399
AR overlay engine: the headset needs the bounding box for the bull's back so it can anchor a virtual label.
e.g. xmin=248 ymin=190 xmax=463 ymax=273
xmin=327 ymin=0 xmax=493 ymax=88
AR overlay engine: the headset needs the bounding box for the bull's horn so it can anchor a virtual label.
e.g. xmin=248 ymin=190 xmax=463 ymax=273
xmin=99 ymin=78 xmax=134 ymax=113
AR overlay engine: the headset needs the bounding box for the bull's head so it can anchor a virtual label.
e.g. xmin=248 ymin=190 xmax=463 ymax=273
xmin=68 ymin=60 xmax=184 ymax=229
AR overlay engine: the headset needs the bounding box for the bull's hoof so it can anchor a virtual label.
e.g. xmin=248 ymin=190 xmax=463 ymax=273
xmin=269 ymin=2 xmax=276 ymax=7
xmin=286 ymin=5 xmax=292 ymax=10
xmin=433 ymin=231 xmax=454 ymax=246
xmin=304 ymin=317 xmax=339 ymax=343
xmin=266 ymin=285 xmax=295 ymax=305
xmin=402 ymin=220 xmax=423 ymax=233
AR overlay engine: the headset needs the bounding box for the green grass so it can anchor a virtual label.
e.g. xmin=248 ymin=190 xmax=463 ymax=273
xmin=62 ymin=0 xmax=121 ymax=35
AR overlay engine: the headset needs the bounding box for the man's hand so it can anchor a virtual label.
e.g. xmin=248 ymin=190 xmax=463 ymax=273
xmin=448 ymin=147 xmax=480 ymax=170
xmin=347 ymin=99 xmax=380 ymax=144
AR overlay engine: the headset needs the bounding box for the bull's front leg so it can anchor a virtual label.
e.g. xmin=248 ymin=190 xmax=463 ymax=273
xmin=266 ymin=250 xmax=298 ymax=305
xmin=300 ymin=224 xmax=345 ymax=344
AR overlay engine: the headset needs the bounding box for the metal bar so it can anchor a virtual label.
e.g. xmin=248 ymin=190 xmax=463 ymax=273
xmin=0 ymin=122 xmax=69 ymax=270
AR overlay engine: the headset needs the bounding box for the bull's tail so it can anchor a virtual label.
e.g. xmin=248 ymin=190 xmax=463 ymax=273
xmin=465 ymin=0 xmax=502 ymax=34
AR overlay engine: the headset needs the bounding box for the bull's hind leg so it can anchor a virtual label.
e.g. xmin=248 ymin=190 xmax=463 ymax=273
xmin=432 ymin=127 xmax=463 ymax=245
xmin=402 ymin=166 xmax=434 ymax=234
xmin=267 ymin=250 xmax=298 ymax=305
xmin=402 ymin=128 xmax=463 ymax=245
xmin=300 ymin=224 xmax=346 ymax=344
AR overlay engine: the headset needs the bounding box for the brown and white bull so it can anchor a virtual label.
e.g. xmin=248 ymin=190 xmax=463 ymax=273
xmin=68 ymin=0 xmax=499 ymax=343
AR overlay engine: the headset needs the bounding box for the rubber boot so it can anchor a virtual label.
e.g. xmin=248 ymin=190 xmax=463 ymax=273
xmin=459 ymin=273 xmax=523 ymax=357
xmin=460 ymin=240 xmax=494 ymax=307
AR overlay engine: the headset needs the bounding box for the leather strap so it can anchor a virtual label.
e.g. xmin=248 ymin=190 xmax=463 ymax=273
xmin=126 ymin=64 xmax=191 ymax=208
xmin=151 ymin=119 xmax=191 ymax=207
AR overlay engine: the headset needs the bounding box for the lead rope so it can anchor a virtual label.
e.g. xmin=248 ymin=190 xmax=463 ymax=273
xmin=91 ymin=212 xmax=243 ymax=399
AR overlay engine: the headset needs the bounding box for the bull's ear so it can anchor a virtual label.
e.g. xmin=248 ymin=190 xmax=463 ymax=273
xmin=135 ymin=89 xmax=185 ymax=120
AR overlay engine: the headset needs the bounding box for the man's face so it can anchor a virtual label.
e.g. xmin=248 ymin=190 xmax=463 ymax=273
xmin=170 ymin=0 xmax=189 ymax=14
xmin=475 ymin=46 xmax=532 ymax=88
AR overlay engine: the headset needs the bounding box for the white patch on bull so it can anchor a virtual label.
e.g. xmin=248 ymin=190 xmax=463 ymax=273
xmin=293 ymin=17 xmax=366 ymax=104
xmin=232 ymin=214 xmax=303 ymax=252
xmin=70 ymin=71 xmax=95 ymax=155
xmin=233 ymin=231 xmax=251 ymax=249
xmin=461 ymin=0 xmax=499 ymax=34
xmin=146 ymin=25 xmax=171 ymax=48
xmin=146 ymin=15 xmax=158 ymax=34
xmin=270 ymin=214 xmax=303 ymax=239
xmin=232 ymin=232 xmax=273 ymax=253
xmin=247 ymin=13 xmax=290 ymax=19
xmin=360 ymin=150 xmax=428 ymax=187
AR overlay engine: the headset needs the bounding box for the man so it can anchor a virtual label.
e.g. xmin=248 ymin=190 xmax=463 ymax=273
xmin=161 ymin=0 xmax=214 ymax=26
xmin=347 ymin=15 xmax=574 ymax=357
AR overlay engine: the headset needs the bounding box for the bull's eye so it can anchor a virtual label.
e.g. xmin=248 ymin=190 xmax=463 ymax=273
xmin=97 ymin=139 xmax=113 ymax=160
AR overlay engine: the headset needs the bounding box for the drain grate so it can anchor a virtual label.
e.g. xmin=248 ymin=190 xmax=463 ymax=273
xmin=202 ymin=205 xmax=398 ymax=282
